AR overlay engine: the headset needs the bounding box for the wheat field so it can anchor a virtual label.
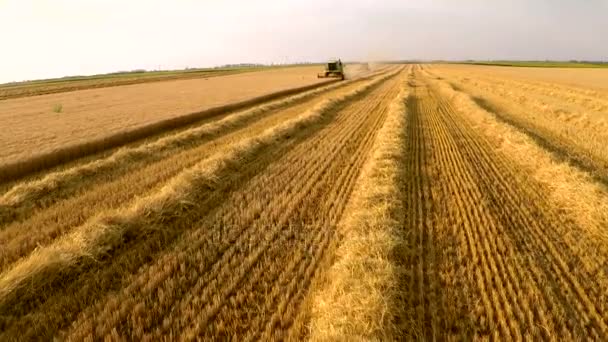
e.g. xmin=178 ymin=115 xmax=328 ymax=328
xmin=0 ymin=66 xmax=332 ymax=177
xmin=1 ymin=64 xmax=608 ymax=340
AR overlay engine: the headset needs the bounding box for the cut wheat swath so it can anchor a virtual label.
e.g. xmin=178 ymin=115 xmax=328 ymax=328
xmin=309 ymin=79 xmax=409 ymax=340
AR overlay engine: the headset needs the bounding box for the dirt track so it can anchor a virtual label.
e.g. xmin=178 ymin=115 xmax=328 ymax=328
xmin=1 ymin=64 xmax=608 ymax=340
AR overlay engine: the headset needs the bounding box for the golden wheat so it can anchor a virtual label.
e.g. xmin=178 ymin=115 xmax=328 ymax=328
xmin=308 ymin=72 xmax=409 ymax=341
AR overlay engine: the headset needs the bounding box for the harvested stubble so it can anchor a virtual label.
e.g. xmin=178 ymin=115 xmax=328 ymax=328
xmin=0 ymin=76 xmax=359 ymax=220
xmin=434 ymin=63 xmax=608 ymax=90
xmin=428 ymin=74 xmax=608 ymax=337
xmin=0 ymin=68 xmax=403 ymax=340
xmin=429 ymin=76 xmax=608 ymax=243
xmin=3 ymin=63 xmax=608 ymax=340
xmin=389 ymin=69 xmax=608 ymax=339
xmin=426 ymin=65 xmax=608 ymax=180
xmin=0 ymin=70 xmax=390 ymax=273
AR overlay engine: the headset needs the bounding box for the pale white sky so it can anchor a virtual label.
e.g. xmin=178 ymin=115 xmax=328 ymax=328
xmin=1 ymin=0 xmax=607 ymax=83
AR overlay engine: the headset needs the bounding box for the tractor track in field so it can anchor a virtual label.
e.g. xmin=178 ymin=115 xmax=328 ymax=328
xmin=0 ymin=67 xmax=404 ymax=340
xmin=398 ymin=70 xmax=608 ymax=339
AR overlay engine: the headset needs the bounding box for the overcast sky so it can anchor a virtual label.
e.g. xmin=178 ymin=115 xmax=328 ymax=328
xmin=1 ymin=0 xmax=607 ymax=83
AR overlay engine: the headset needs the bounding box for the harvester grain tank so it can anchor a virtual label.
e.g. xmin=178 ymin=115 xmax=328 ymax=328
xmin=318 ymin=59 xmax=345 ymax=80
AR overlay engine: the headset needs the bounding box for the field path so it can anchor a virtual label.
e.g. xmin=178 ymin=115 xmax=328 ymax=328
xmin=398 ymin=70 xmax=608 ymax=339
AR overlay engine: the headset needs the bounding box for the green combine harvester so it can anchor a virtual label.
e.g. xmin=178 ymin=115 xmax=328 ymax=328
xmin=318 ymin=59 xmax=345 ymax=80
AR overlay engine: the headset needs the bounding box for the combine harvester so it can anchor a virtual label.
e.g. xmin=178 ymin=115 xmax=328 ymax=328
xmin=318 ymin=59 xmax=345 ymax=80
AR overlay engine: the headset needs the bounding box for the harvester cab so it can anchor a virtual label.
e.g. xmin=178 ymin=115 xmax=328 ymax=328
xmin=318 ymin=59 xmax=345 ymax=80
